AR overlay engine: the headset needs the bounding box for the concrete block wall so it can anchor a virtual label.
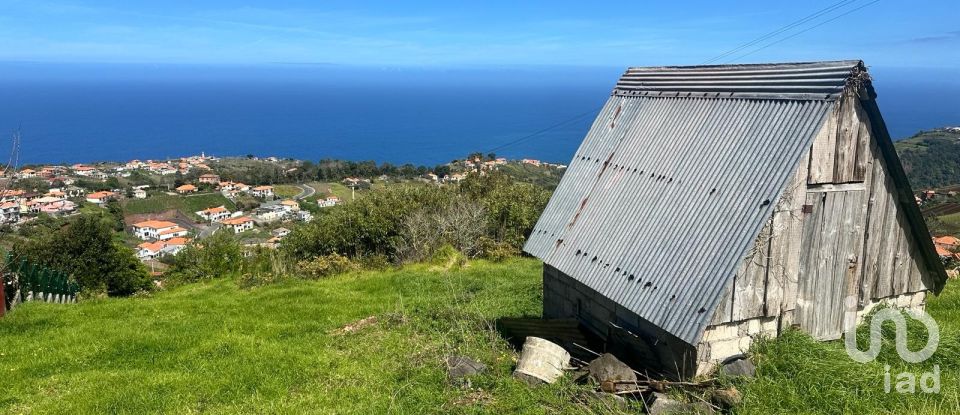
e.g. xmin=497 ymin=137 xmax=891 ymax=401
xmin=695 ymin=291 xmax=928 ymax=377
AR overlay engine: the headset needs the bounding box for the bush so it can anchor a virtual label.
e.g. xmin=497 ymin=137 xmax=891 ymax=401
xmin=166 ymin=231 xmax=245 ymax=283
xmin=297 ymin=253 xmax=358 ymax=279
xmin=480 ymin=237 xmax=521 ymax=262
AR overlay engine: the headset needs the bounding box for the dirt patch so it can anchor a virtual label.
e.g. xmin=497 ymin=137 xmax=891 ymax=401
xmin=332 ymin=316 xmax=378 ymax=335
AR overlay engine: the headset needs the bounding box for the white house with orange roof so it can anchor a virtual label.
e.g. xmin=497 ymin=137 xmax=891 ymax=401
xmin=317 ymin=195 xmax=340 ymax=208
xmin=196 ymin=205 xmax=231 ymax=222
xmin=72 ymin=165 xmax=96 ymax=176
xmin=249 ymin=185 xmax=274 ymax=198
xmin=132 ymin=220 xmax=188 ymax=241
xmin=85 ymin=191 xmax=116 ymax=205
xmin=279 ymin=199 xmax=300 ymax=212
xmin=18 ymin=168 xmax=37 ymax=179
xmin=175 ymin=184 xmax=198 ymax=194
xmin=222 ymin=216 xmax=255 ymax=233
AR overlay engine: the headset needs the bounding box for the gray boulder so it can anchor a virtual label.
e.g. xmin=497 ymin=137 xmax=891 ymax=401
xmin=587 ymin=353 xmax=637 ymax=393
xmin=720 ymin=358 xmax=756 ymax=378
xmin=447 ymin=356 xmax=487 ymax=381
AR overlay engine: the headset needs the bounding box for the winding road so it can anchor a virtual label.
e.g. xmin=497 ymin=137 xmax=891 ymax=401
xmin=294 ymin=183 xmax=316 ymax=200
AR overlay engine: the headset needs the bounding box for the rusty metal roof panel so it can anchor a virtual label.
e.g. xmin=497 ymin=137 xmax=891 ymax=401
xmin=523 ymin=61 xmax=859 ymax=345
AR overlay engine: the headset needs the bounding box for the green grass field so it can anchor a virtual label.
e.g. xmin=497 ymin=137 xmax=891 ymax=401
xmin=2 ymin=258 xmax=959 ymax=413
xmin=273 ymin=185 xmax=302 ymax=199
xmin=123 ymin=193 xmax=238 ymax=220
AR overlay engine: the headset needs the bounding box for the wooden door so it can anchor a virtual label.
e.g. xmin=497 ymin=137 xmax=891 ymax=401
xmin=796 ymin=188 xmax=866 ymax=340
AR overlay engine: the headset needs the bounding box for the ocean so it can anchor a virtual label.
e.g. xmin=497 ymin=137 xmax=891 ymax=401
xmin=0 ymin=63 xmax=956 ymax=166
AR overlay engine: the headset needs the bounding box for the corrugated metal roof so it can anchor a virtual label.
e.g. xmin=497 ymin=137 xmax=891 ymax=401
xmin=613 ymin=60 xmax=862 ymax=100
xmin=524 ymin=61 xmax=862 ymax=345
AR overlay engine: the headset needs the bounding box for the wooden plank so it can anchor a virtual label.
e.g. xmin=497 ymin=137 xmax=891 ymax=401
xmin=852 ymin=101 xmax=873 ymax=181
xmin=807 ymin=183 xmax=866 ymax=193
xmin=873 ymin=163 xmax=900 ymax=299
xmin=815 ymin=192 xmax=845 ymax=340
xmin=780 ymin=158 xmax=809 ymax=312
xmin=859 ymin=139 xmax=886 ymax=306
xmin=841 ymin=190 xmax=867 ymax=332
xmin=796 ymin=192 xmax=825 ymax=333
xmin=807 ymin=105 xmax=841 ymax=184
xmin=710 ymin=281 xmax=734 ymax=325
xmin=731 ymin=218 xmax=771 ymax=321
xmin=834 ymin=94 xmax=862 ymax=183
xmin=908 ymin=241 xmax=926 ymax=293
xmin=893 ymin=210 xmax=913 ymax=295
xmin=764 ymin=208 xmax=788 ymax=317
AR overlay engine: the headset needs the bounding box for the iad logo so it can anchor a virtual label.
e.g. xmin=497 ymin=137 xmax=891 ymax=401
xmin=843 ymin=297 xmax=940 ymax=394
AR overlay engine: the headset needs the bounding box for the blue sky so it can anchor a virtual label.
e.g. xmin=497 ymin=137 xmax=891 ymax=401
xmin=0 ymin=0 xmax=957 ymax=68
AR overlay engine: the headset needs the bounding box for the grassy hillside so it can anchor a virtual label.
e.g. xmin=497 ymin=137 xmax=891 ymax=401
xmin=123 ymin=193 xmax=238 ymax=219
xmin=2 ymin=258 xmax=959 ymax=413
xmin=896 ymin=128 xmax=960 ymax=189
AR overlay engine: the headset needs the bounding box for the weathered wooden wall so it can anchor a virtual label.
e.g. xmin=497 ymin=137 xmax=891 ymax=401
xmin=709 ymin=92 xmax=934 ymax=341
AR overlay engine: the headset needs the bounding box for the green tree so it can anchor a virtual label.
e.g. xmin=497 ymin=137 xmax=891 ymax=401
xmin=14 ymin=214 xmax=151 ymax=296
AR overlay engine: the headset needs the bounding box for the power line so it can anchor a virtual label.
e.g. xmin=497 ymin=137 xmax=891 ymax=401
xmin=484 ymin=107 xmax=601 ymax=154
xmin=726 ymin=0 xmax=882 ymax=63
xmin=701 ymin=0 xmax=860 ymax=64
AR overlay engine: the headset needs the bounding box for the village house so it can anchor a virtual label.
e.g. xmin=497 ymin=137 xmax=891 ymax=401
xmin=524 ymin=61 xmax=948 ymax=378
xmin=85 ymin=191 xmax=116 ymax=206
xmin=0 ymin=190 xmax=24 ymax=206
xmin=175 ymin=184 xmax=198 ymax=194
xmin=133 ymin=188 xmax=148 ymax=199
xmin=136 ymin=241 xmax=166 ymax=260
xmin=933 ymin=236 xmax=960 ymax=261
xmin=17 ymin=168 xmax=36 ymax=179
xmin=317 ymin=195 xmax=340 ymax=208
xmin=196 ymin=205 xmax=231 ymax=223
xmin=271 ymin=227 xmax=291 ymax=239
xmin=0 ymin=201 xmax=20 ymax=223
xmin=72 ymin=165 xmax=96 ymax=176
xmin=521 ymin=159 xmax=541 ymax=166
xmin=279 ymin=199 xmax=300 ymax=212
xmin=250 ymin=185 xmax=274 ymax=198
xmin=222 ymin=216 xmax=255 ymax=233
xmin=199 ymin=173 xmax=220 ymax=185
xmin=132 ymin=220 xmax=188 ymax=241
xmin=38 ymin=200 xmax=77 ymax=216
xmin=253 ymin=205 xmax=286 ymax=223
xmin=137 ymin=237 xmax=190 ymax=260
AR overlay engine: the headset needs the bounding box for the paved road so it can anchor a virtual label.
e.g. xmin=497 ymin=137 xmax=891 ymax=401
xmin=294 ymin=183 xmax=316 ymax=200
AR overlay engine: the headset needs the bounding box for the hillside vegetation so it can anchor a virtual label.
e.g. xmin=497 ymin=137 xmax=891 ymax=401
xmin=2 ymin=258 xmax=959 ymax=414
xmin=896 ymin=128 xmax=960 ymax=189
xmin=122 ymin=193 xmax=237 ymax=219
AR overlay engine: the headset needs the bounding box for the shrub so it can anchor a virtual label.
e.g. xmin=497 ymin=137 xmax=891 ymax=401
xmin=298 ymin=253 xmax=357 ymax=279
xmin=479 ymin=237 xmax=521 ymax=262
xmin=166 ymin=231 xmax=245 ymax=283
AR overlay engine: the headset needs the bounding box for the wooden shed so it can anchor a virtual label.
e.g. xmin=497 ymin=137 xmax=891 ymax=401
xmin=523 ymin=61 xmax=947 ymax=378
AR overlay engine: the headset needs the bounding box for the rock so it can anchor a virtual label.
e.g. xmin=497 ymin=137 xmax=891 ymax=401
xmin=587 ymin=353 xmax=637 ymax=393
xmin=447 ymin=356 xmax=487 ymax=381
xmin=710 ymin=387 xmax=742 ymax=408
xmin=647 ymin=392 xmax=715 ymax=415
xmin=720 ymin=357 xmax=756 ymax=378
